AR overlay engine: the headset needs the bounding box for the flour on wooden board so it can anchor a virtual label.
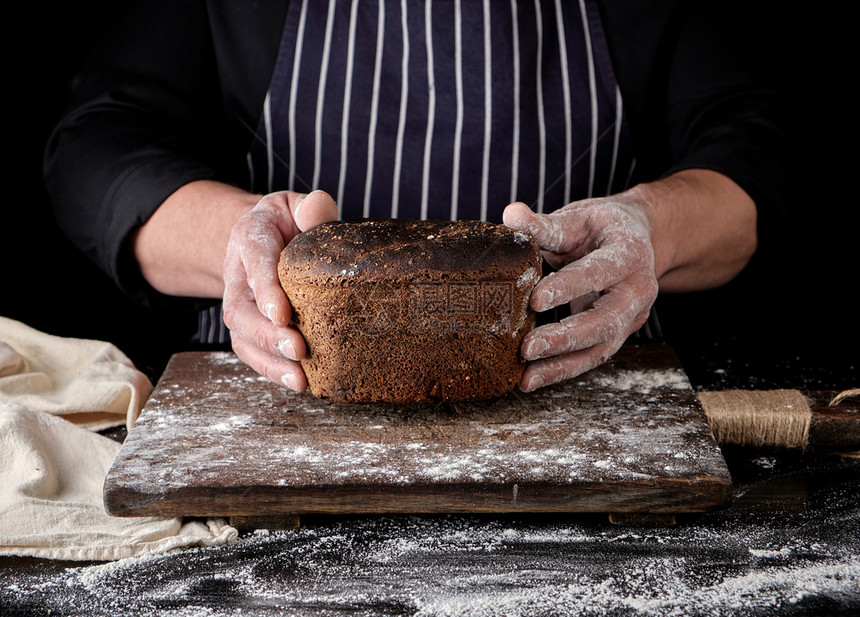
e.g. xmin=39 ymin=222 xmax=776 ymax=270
xmin=115 ymin=352 xmax=725 ymax=494
xmin=589 ymin=368 xmax=690 ymax=394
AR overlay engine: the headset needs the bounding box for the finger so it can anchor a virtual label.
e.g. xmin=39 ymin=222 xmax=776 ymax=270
xmin=521 ymin=276 xmax=655 ymax=361
xmin=249 ymin=246 xmax=292 ymax=329
xmin=223 ymin=288 xmax=307 ymax=359
xmin=529 ymin=240 xmax=640 ymax=312
xmin=222 ymin=258 xmax=307 ymax=358
xmin=223 ymin=205 xmax=290 ymax=329
xmin=503 ymin=202 xmax=575 ymax=254
xmin=519 ymin=341 xmax=621 ymax=392
xmin=231 ymin=332 xmax=308 ymax=392
xmin=222 ymin=270 xmax=308 ymax=391
xmin=292 ymin=189 xmax=339 ymax=232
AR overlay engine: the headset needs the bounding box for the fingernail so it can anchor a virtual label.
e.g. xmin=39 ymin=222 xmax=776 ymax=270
xmin=524 ymin=337 xmax=549 ymax=360
xmin=535 ymin=288 xmax=554 ymax=309
xmin=294 ymin=193 xmax=309 ymax=217
xmin=263 ymin=303 xmax=278 ymax=322
xmin=524 ymin=374 xmax=545 ymax=391
xmin=276 ymin=338 xmax=297 ymax=360
xmin=281 ymin=372 xmax=301 ymax=391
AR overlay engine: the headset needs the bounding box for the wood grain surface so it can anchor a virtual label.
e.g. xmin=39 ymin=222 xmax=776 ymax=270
xmin=103 ymin=344 xmax=732 ymax=519
xmin=808 ymin=391 xmax=860 ymax=448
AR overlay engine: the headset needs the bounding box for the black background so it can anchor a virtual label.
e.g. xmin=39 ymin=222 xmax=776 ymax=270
xmin=4 ymin=2 xmax=856 ymax=387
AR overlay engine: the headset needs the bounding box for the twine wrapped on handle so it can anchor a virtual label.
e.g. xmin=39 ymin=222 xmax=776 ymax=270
xmin=698 ymin=388 xmax=859 ymax=450
xmin=698 ymin=389 xmax=812 ymax=449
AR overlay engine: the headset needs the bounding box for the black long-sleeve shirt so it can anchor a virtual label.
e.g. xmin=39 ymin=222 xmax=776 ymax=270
xmin=43 ymin=0 xmax=791 ymax=311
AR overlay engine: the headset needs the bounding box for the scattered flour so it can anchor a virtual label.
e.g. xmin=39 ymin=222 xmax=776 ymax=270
xmin=3 ymin=509 xmax=857 ymax=617
xmin=7 ymin=352 xmax=848 ymax=615
xmin=210 ymin=415 xmax=254 ymax=432
xmin=590 ymin=369 xmax=690 ymax=394
xmin=206 ymin=352 xmax=243 ymax=366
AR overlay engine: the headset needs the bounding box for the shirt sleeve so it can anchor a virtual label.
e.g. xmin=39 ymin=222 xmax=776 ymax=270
xmin=663 ymin=0 xmax=793 ymax=249
xmin=43 ymin=0 xmax=237 ymax=310
xmin=601 ymin=0 xmax=793 ymax=268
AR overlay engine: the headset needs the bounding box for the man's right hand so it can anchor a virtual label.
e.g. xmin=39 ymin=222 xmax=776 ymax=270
xmin=222 ymin=190 xmax=338 ymax=391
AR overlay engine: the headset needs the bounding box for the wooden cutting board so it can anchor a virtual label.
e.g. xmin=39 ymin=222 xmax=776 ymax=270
xmin=103 ymin=344 xmax=732 ymax=523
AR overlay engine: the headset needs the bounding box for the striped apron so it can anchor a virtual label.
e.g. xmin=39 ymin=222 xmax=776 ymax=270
xmin=197 ymin=0 xmax=662 ymax=343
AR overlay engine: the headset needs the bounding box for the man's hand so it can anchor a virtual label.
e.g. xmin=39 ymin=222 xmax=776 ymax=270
xmin=503 ymin=195 xmax=658 ymax=392
xmin=502 ymin=169 xmax=758 ymax=392
xmin=222 ymin=190 xmax=338 ymax=391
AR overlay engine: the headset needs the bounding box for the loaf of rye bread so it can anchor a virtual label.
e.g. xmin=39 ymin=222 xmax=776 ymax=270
xmin=278 ymin=218 xmax=542 ymax=403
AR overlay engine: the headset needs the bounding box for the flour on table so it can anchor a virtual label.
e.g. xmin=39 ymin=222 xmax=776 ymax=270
xmin=5 ymin=510 xmax=857 ymax=617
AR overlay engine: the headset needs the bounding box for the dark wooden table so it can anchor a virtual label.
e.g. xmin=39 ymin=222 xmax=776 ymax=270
xmin=2 ymin=336 xmax=858 ymax=617
xmin=2 ymin=447 xmax=858 ymax=616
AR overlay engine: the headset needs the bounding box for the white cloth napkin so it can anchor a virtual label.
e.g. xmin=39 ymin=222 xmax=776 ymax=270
xmin=0 ymin=316 xmax=238 ymax=561
xmin=0 ymin=316 xmax=152 ymax=431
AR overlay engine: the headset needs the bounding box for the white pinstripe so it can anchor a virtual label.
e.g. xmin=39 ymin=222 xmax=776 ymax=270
xmin=312 ymin=0 xmax=338 ymax=192
xmin=287 ymin=0 xmax=309 ymax=192
xmin=608 ymin=85 xmax=623 ymax=194
xmin=262 ymin=91 xmax=273 ymax=192
xmin=363 ymin=0 xmax=386 ymax=217
xmin=336 ymin=0 xmax=361 ymax=217
xmin=480 ymin=0 xmax=492 ymax=221
xmin=509 ymin=0 xmax=521 ymax=205
xmin=420 ymin=0 xmax=436 ymax=220
xmin=449 ymin=0 xmax=464 ymax=221
xmin=554 ymin=0 xmax=573 ymax=205
xmin=246 ymin=151 xmax=255 ymax=192
xmin=533 ymin=0 xmax=546 ymax=213
xmin=391 ymin=0 xmax=411 ymax=218
xmin=578 ymin=0 xmax=598 ymax=198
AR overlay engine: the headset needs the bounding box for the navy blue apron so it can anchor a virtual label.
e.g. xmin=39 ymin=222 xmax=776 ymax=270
xmin=248 ymin=0 xmax=635 ymax=220
xmin=199 ymin=0 xmax=662 ymax=343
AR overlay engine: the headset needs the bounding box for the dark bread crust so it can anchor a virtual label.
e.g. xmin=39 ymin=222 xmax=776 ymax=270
xmin=281 ymin=218 xmax=540 ymax=282
xmin=278 ymin=218 xmax=542 ymax=403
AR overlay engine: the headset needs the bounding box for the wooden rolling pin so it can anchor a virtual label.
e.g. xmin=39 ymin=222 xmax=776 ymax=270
xmin=697 ymin=388 xmax=860 ymax=450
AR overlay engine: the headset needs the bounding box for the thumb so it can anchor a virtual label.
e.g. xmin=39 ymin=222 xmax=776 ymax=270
xmin=503 ymin=201 xmax=566 ymax=253
xmin=293 ymin=190 xmax=339 ymax=232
